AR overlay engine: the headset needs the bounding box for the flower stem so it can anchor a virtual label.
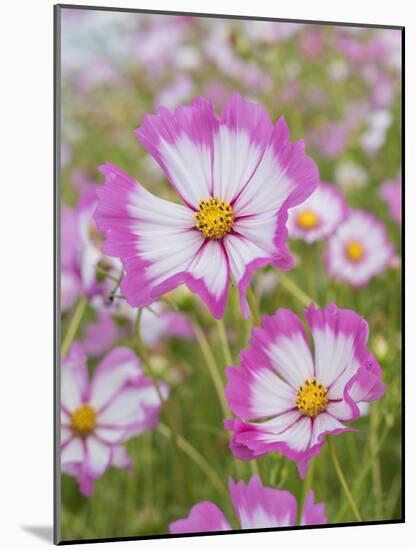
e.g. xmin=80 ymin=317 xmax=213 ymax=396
xmin=135 ymin=309 xmax=190 ymax=497
xmin=246 ymin=286 xmax=260 ymax=326
xmin=193 ymin=320 xmax=231 ymax=417
xmin=217 ymin=318 xmax=233 ymax=366
xmin=299 ymin=458 xmax=315 ymax=523
xmin=134 ymin=309 xmax=167 ymax=407
xmin=157 ymin=422 xmax=228 ymax=500
xmin=279 ymin=274 xmax=315 ymax=308
xmin=327 ymin=437 xmax=362 ymax=522
xmin=61 ymin=296 xmax=87 ymax=358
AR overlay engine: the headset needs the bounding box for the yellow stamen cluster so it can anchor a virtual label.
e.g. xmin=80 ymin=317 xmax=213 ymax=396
xmin=195 ymin=196 xmax=234 ymax=240
xmin=296 ymin=378 xmax=328 ymax=417
xmin=345 ymin=241 xmax=365 ymax=262
xmin=70 ymin=404 xmax=96 ymax=437
xmin=296 ymin=210 xmax=319 ymax=230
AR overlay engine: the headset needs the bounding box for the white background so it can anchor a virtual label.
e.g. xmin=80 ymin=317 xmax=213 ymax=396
xmin=0 ymin=0 xmax=411 ymax=548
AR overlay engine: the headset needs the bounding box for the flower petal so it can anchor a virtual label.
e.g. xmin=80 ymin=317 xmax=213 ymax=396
xmin=61 ymin=343 xmax=89 ymax=412
xmin=225 ymin=362 xmax=296 ymax=420
xmin=136 ymin=97 xmax=217 ymax=209
xmin=301 ymin=490 xmax=327 ymax=526
xmin=90 ymin=347 xmax=142 ymax=411
xmin=308 ymin=412 xmax=350 ymax=448
xmin=85 ymin=436 xmax=112 ymax=478
xmin=61 ymin=437 xmax=84 ymax=465
xmin=248 ymin=310 xmax=314 ymax=389
xmin=212 ymin=93 xmax=273 ymax=202
xmin=169 ymin=502 xmax=231 ymax=534
xmin=305 ymin=303 xmax=369 ymax=393
xmin=229 ymin=475 xmax=297 ymax=529
xmin=95 ymin=162 xmax=203 ymax=309
xmin=183 ymin=239 xmax=230 ymax=319
xmin=232 ymin=116 xmax=319 ymax=218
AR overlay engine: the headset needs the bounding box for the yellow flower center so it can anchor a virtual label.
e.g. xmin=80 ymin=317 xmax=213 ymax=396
xmin=70 ymin=404 xmax=96 ymax=437
xmin=345 ymin=241 xmax=365 ymax=262
xmin=296 ymin=378 xmax=328 ymax=417
xmin=296 ymin=210 xmax=319 ymax=230
xmin=195 ymin=196 xmax=234 ymax=240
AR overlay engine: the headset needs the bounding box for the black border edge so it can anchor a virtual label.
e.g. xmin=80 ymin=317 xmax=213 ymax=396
xmin=53 ymin=3 xmax=405 ymax=545
xmin=56 ymin=3 xmax=404 ymax=30
xmin=400 ymin=25 xmax=405 ymax=524
xmin=54 ymin=4 xmax=62 ymax=546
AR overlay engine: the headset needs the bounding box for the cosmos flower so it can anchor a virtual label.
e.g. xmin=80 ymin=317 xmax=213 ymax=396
xmin=61 ymin=344 xmax=167 ymax=495
xmin=325 ymin=209 xmax=394 ymax=286
xmin=170 ymin=475 xmax=326 ymax=533
xmin=61 ymin=206 xmax=81 ymax=313
xmin=380 ymin=178 xmax=402 ymax=225
xmin=61 ymin=186 xmax=122 ymax=315
xmin=94 ymin=93 xmax=319 ymax=319
xmin=287 ymin=182 xmax=348 ymax=243
xmin=225 ymin=304 xmax=385 ymax=478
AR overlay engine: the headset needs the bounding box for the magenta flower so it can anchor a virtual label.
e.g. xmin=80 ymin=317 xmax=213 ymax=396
xmin=61 ymin=344 xmax=167 ymax=495
xmin=225 ymin=304 xmax=385 ymax=478
xmin=94 ymin=94 xmax=319 ymax=319
xmin=380 ymin=178 xmax=402 ymax=225
xmin=287 ymin=182 xmax=348 ymax=243
xmin=83 ymin=303 xmax=195 ymax=358
xmin=61 ymin=206 xmax=81 ymax=313
xmin=325 ymin=209 xmax=394 ymax=287
xmin=170 ymin=475 xmax=326 ymax=533
xmin=61 ymin=187 xmax=121 ymax=313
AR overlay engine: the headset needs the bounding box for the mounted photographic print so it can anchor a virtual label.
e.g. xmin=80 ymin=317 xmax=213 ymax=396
xmin=54 ymin=4 xmax=404 ymax=544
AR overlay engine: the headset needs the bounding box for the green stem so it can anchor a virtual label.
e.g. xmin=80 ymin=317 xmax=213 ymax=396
xmin=370 ymin=403 xmax=383 ymax=519
xmin=299 ymin=458 xmax=315 ymax=523
xmin=246 ymin=286 xmax=260 ymax=326
xmin=61 ymin=296 xmax=87 ymax=357
xmin=193 ymin=320 xmax=230 ymax=417
xmin=135 ymin=309 xmax=190 ymax=500
xmin=157 ymin=423 xmax=228 ymax=500
xmin=336 ymin=423 xmax=391 ymax=521
xmin=279 ymin=274 xmax=315 ymax=307
xmin=134 ymin=309 xmax=167 ymax=408
xmin=328 ymin=437 xmax=362 ymax=522
xmin=217 ymin=318 xmax=233 ymax=366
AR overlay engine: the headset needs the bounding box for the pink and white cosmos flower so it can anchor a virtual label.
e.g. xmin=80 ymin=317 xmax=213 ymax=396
xmin=225 ymin=304 xmax=385 ymax=478
xmin=380 ymin=178 xmax=402 ymax=226
xmin=287 ymin=182 xmax=348 ymax=243
xmin=170 ymin=475 xmax=326 ymax=533
xmin=61 ymin=344 xmax=167 ymax=495
xmin=325 ymin=209 xmax=394 ymax=287
xmin=94 ymin=93 xmax=319 ymax=319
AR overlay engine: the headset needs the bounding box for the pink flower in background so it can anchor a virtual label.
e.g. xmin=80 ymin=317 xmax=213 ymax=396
xmin=60 ymin=185 xmax=124 ymax=313
xmin=308 ymin=121 xmax=347 ymax=158
xmin=287 ymin=183 xmax=348 ymax=243
xmin=225 ymin=304 xmax=385 ymax=478
xmin=156 ymin=74 xmax=194 ymax=111
xmin=380 ymin=178 xmax=402 ymax=225
xmin=83 ymin=303 xmax=195 ymax=358
xmin=61 ymin=206 xmax=81 ymax=313
xmin=61 ymin=344 xmax=167 ymax=495
xmin=95 ymin=93 xmax=319 ymax=320
xmin=325 ymin=209 xmax=394 ymax=286
xmin=170 ymin=475 xmax=326 ymax=533
xmin=300 ymin=29 xmax=323 ymax=59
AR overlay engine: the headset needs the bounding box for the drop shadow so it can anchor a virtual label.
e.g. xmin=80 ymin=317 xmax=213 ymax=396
xmin=21 ymin=525 xmax=54 ymax=543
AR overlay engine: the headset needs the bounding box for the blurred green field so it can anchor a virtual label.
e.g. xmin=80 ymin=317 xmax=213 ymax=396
xmin=59 ymin=8 xmax=402 ymax=541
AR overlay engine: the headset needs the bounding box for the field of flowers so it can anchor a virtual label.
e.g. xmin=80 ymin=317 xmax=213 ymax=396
xmin=59 ymin=7 xmax=402 ymax=542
